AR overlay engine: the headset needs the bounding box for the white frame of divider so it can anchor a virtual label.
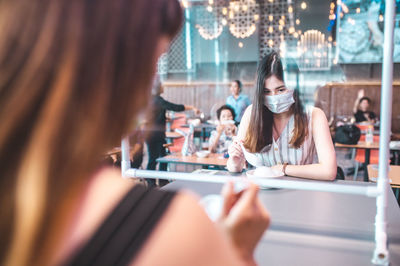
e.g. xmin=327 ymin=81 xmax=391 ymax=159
xmin=120 ymin=1 xmax=395 ymax=264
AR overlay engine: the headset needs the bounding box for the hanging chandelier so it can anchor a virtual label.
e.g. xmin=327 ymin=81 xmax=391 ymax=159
xmin=228 ymin=0 xmax=259 ymax=39
xmin=193 ymin=0 xmax=260 ymax=40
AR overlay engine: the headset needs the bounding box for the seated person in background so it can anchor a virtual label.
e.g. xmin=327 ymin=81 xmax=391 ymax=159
xmin=209 ymin=105 xmax=237 ymax=153
xmin=226 ymin=80 xmax=251 ymax=123
xmin=353 ymin=89 xmax=377 ymax=123
xmin=227 ymin=51 xmax=337 ymax=180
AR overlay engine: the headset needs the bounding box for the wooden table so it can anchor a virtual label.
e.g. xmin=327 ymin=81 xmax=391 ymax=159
xmin=156 ymin=152 xmax=227 ymax=170
xmin=336 ymin=141 xmax=400 ymax=182
xmin=165 ymin=131 xmax=183 ymax=144
xmin=335 ymin=141 xmax=380 ymax=182
xmin=368 ymin=164 xmax=400 ymax=200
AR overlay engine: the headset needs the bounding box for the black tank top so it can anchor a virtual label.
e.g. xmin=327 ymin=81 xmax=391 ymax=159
xmin=65 ymin=185 xmax=176 ymax=266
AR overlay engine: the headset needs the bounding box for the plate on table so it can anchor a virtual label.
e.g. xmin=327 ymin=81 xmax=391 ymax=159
xmin=246 ymin=166 xmax=284 ymax=179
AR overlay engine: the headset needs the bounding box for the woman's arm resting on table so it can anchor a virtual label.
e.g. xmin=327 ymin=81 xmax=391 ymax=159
xmin=280 ymin=107 xmax=337 ymax=180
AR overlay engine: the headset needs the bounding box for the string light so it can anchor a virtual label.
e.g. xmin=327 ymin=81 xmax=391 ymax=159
xmin=181 ymin=0 xmax=189 ymax=8
xmin=222 ymin=7 xmax=227 ymax=15
xmin=196 ymin=24 xmax=223 ymax=40
xmin=301 ymin=2 xmax=307 ymax=10
xmin=238 ymin=42 xmax=244 ymax=48
xmin=268 ymin=26 xmax=273 ymax=33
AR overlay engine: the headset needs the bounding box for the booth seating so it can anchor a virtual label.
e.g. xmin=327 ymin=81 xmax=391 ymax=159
xmin=315 ymin=82 xmax=400 ymax=133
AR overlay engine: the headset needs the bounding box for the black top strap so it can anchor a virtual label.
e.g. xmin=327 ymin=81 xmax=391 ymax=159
xmin=65 ymin=185 xmax=176 ymax=266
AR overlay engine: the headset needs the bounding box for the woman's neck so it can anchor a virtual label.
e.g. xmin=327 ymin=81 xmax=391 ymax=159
xmin=273 ymin=109 xmax=293 ymax=121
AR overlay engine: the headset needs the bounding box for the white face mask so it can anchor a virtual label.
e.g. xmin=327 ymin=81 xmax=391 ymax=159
xmin=264 ymin=89 xmax=295 ymax=113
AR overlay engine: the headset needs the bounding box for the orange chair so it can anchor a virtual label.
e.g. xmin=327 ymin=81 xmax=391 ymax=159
xmin=353 ymin=134 xmax=380 ymax=180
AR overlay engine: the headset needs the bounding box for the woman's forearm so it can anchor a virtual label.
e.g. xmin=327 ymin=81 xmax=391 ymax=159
xmin=285 ymin=163 xmax=337 ymax=181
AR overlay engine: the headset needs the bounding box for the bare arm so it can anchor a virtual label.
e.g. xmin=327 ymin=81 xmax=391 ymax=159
xmin=227 ymin=106 xmax=252 ymax=172
xmin=274 ymin=107 xmax=337 ymax=180
xmin=353 ymin=89 xmax=364 ymax=114
xmin=184 ymin=105 xmax=200 ymax=115
xmin=133 ymin=184 xmax=269 ymax=266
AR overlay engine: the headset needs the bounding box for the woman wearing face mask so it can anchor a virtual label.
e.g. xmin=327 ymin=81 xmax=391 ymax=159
xmin=227 ymin=52 xmax=337 ymax=180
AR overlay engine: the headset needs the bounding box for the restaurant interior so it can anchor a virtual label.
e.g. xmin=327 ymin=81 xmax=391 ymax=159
xmin=2 ymin=0 xmax=400 ymax=265
xmin=114 ymin=0 xmax=400 ymax=265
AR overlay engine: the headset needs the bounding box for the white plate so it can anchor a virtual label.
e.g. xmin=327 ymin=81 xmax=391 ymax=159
xmin=246 ymin=169 xmax=283 ymax=179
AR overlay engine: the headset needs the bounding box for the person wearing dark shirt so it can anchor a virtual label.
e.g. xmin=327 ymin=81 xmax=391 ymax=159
xmin=145 ymin=77 xmax=199 ymax=186
xmin=353 ymin=89 xmax=377 ymax=123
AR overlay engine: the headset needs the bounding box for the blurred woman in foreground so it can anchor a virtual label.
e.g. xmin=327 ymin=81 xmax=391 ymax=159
xmin=0 ymin=0 xmax=269 ymax=265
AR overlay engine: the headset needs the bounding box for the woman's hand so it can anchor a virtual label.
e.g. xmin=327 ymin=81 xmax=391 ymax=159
xmin=224 ymin=124 xmax=237 ymax=137
xmin=218 ymin=182 xmax=270 ymax=265
xmin=357 ymin=89 xmax=365 ymax=100
xmin=228 ymin=139 xmax=244 ymax=166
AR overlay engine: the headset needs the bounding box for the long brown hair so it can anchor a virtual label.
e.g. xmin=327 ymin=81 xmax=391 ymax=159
xmin=0 ymin=0 xmax=182 ymax=265
xmin=243 ymin=51 xmax=308 ymax=152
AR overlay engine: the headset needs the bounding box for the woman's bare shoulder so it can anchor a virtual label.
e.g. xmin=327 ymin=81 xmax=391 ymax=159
xmin=311 ymin=106 xmax=327 ymax=118
xmin=237 ymin=105 xmax=253 ymax=139
xmin=133 ymin=191 xmax=241 ymax=266
xmin=57 ymin=167 xmax=139 ymax=263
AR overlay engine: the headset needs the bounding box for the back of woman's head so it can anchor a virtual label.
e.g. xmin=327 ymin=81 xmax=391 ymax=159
xmin=0 ymin=0 xmax=182 ymax=264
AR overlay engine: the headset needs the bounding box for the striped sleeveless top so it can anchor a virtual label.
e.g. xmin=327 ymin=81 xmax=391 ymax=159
xmin=243 ymin=105 xmax=317 ymax=167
